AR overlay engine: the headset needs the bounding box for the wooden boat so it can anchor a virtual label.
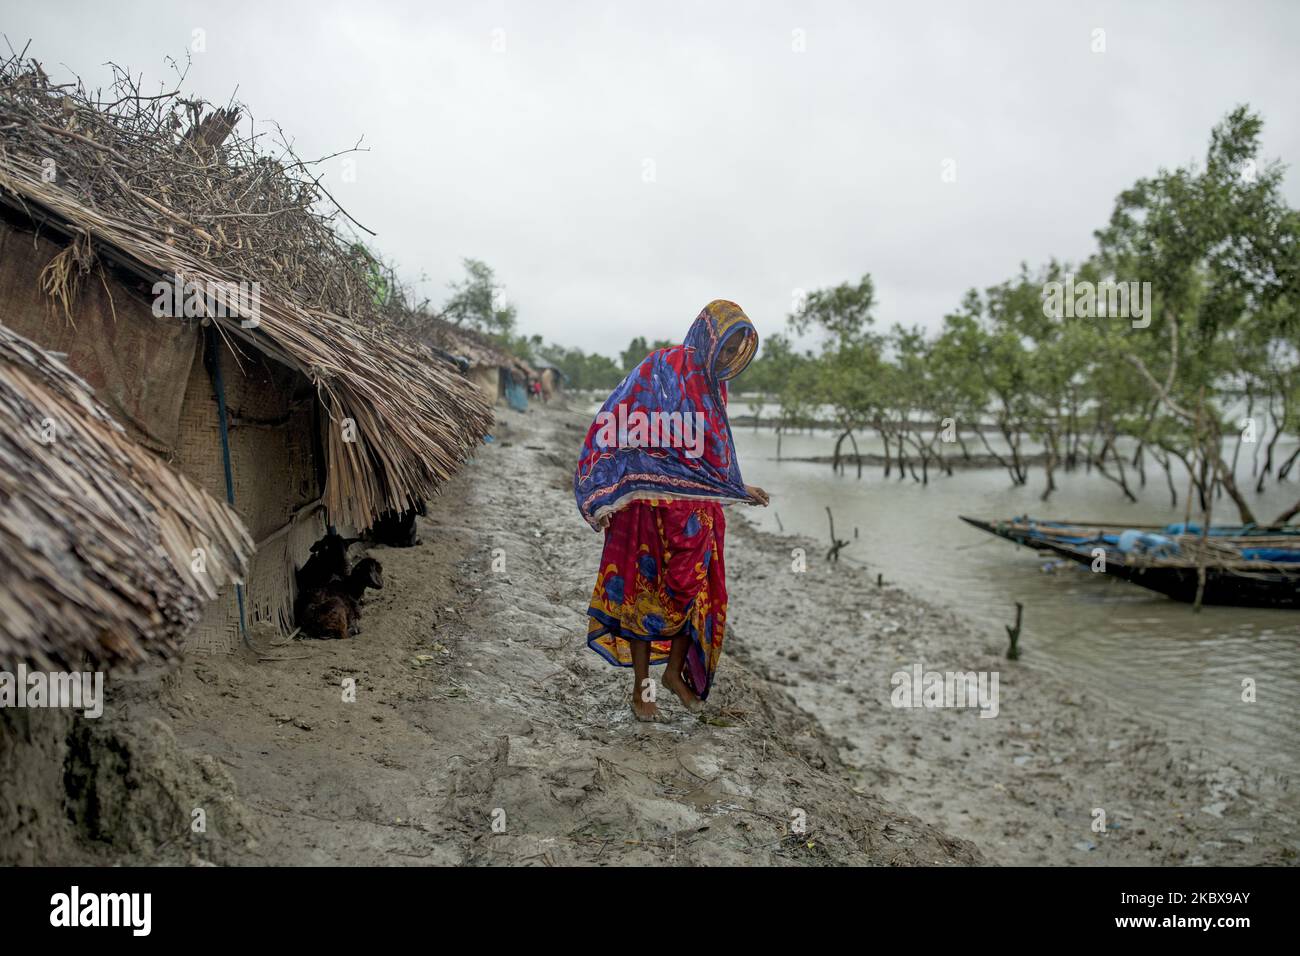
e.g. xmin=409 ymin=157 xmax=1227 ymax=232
xmin=960 ymin=516 xmax=1300 ymax=608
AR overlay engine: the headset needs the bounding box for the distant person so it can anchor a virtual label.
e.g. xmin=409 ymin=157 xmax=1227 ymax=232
xmin=574 ymin=300 xmax=769 ymax=721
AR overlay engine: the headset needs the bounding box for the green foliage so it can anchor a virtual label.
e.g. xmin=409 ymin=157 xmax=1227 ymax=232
xmin=443 ymin=258 xmax=518 ymax=335
xmin=715 ymin=107 xmax=1300 ymax=518
xmin=619 ymin=336 xmax=675 ymax=373
xmin=350 ymin=243 xmax=391 ymax=307
xmin=789 ymin=274 xmax=877 ymax=349
xmin=532 ymin=342 xmax=624 ymax=391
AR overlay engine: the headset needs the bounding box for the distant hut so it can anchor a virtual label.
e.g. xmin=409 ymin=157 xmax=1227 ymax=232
xmin=423 ymin=316 xmax=523 ymax=409
xmin=533 ymin=360 xmax=567 ymax=400
xmin=0 ymin=55 xmax=493 ymax=652
xmin=0 ymin=323 xmax=251 ymax=671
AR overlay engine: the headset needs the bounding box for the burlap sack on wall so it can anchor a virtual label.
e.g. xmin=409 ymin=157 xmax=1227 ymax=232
xmin=0 ymin=221 xmax=199 ymax=455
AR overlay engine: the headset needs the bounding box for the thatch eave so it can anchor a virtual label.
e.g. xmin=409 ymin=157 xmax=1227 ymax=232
xmin=0 ymin=322 xmax=253 ymax=672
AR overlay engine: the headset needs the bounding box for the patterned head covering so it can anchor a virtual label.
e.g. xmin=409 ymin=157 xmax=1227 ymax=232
xmin=573 ymin=301 xmax=759 ymax=529
xmin=688 ymin=299 xmax=758 ymax=382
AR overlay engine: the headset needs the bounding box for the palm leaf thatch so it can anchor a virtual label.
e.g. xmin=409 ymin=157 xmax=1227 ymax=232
xmin=0 ymin=322 xmax=253 ymax=672
xmin=0 ymin=50 xmax=493 ymax=531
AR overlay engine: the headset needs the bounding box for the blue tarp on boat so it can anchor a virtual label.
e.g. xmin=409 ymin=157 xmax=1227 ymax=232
xmin=1010 ymin=516 xmax=1300 ymax=562
xmin=1117 ymin=530 xmax=1179 ymax=556
xmin=1241 ymin=548 xmax=1300 ymax=562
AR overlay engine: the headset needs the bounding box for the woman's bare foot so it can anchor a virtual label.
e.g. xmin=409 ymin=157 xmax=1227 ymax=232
xmin=662 ymin=670 xmax=704 ymax=712
xmin=631 ymin=674 xmax=659 ymax=721
xmin=630 ymin=695 xmax=659 ymax=721
xmin=629 ymin=644 xmax=658 ymax=721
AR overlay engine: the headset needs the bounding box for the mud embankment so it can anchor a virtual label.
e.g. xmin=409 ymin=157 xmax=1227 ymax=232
xmin=725 ymin=518 xmax=1299 ymax=865
xmin=2 ymin=403 xmax=980 ymax=866
xmin=10 ymin=403 xmax=1284 ymax=866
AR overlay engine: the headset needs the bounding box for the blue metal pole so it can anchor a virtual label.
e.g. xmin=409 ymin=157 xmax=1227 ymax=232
xmin=205 ymin=324 xmax=250 ymax=647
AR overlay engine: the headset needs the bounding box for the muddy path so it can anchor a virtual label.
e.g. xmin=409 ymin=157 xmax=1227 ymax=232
xmin=16 ymin=401 xmax=1287 ymax=866
xmin=101 ymin=403 xmax=980 ymax=866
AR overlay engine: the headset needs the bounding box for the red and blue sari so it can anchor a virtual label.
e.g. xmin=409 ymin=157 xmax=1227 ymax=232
xmin=574 ymin=300 xmax=757 ymax=699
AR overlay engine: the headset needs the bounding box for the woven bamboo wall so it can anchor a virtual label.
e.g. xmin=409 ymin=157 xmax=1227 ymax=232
xmin=0 ymin=219 xmax=197 ymax=453
xmin=174 ymin=338 xmax=323 ymax=653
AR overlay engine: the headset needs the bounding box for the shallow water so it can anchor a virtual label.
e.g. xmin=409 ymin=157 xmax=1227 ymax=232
xmin=729 ymin=424 xmax=1300 ymax=777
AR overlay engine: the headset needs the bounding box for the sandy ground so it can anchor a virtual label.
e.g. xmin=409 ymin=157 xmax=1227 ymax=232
xmin=6 ymin=402 xmax=1293 ymax=866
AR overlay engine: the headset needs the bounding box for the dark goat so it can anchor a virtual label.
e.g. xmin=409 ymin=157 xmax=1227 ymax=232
xmin=297 ymin=532 xmax=358 ymax=590
xmin=366 ymin=500 xmax=426 ymax=548
xmin=300 ymin=592 xmax=351 ymax=640
xmin=337 ymin=557 xmax=384 ymax=633
xmin=298 ymin=557 xmax=384 ymax=639
xmin=294 ymin=532 xmax=358 ymax=623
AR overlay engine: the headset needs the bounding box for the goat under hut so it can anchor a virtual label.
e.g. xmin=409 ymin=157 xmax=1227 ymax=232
xmin=300 ymin=593 xmax=352 ymax=641
xmin=366 ymin=501 xmax=426 ymax=548
xmin=296 ymin=532 xmax=358 ymax=593
xmin=336 ymin=557 xmax=384 ymax=624
xmin=298 ymin=557 xmax=385 ymax=639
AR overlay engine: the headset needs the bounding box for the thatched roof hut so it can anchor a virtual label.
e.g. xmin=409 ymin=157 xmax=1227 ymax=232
xmin=424 ymin=316 xmax=514 ymax=369
xmin=0 ymin=322 xmax=252 ymax=671
xmin=0 ymin=52 xmax=493 ymax=650
xmin=420 ymin=316 xmax=543 ymax=412
xmin=421 ymin=316 xmax=518 ymax=406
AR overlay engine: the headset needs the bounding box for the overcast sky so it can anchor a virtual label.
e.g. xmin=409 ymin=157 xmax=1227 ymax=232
xmin=7 ymin=1 xmax=1300 ymax=357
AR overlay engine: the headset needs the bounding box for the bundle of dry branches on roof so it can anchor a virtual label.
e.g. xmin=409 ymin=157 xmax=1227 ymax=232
xmin=0 ymin=45 xmax=411 ymax=328
xmin=0 ymin=44 xmax=495 ymax=530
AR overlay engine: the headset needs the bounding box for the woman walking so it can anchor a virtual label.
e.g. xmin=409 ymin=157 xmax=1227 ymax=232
xmin=574 ymin=300 xmax=769 ymax=720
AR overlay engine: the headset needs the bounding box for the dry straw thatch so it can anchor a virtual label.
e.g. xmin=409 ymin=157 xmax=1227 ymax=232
xmin=423 ymin=315 xmax=515 ymax=370
xmin=0 ymin=322 xmax=253 ymax=671
xmin=0 ymin=48 xmax=493 ymax=531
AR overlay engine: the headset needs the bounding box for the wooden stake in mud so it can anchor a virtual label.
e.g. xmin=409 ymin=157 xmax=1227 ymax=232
xmin=1005 ymin=602 xmax=1024 ymax=660
xmin=825 ymin=506 xmax=850 ymax=562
